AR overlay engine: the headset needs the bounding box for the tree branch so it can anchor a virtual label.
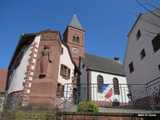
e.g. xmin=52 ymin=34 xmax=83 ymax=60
xmin=136 ymin=0 xmax=160 ymax=18
xmin=130 ymin=12 xmax=160 ymax=28
xmin=146 ymin=0 xmax=160 ymax=10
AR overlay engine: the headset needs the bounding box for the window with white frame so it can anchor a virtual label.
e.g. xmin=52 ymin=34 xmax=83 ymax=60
xmin=97 ymin=75 xmax=103 ymax=93
xmin=113 ymin=78 xmax=120 ymax=95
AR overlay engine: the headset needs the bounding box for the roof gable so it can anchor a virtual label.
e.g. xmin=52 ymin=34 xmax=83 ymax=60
xmin=128 ymin=11 xmax=160 ymax=37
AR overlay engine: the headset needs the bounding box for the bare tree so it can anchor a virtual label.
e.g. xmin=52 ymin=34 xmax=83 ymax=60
xmin=136 ymin=0 xmax=160 ymax=18
xmin=131 ymin=0 xmax=160 ymax=35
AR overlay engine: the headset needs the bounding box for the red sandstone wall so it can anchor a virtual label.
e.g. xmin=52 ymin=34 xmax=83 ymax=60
xmin=0 ymin=68 xmax=8 ymax=91
xmin=61 ymin=114 xmax=146 ymax=120
xmin=28 ymin=31 xmax=62 ymax=106
xmin=64 ymin=26 xmax=84 ymax=66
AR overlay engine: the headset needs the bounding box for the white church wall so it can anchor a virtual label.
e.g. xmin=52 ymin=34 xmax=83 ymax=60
xmin=90 ymin=71 xmax=129 ymax=103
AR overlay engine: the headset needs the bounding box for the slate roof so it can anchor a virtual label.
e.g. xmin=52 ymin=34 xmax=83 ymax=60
xmin=81 ymin=53 xmax=125 ymax=76
xmin=69 ymin=14 xmax=84 ymax=30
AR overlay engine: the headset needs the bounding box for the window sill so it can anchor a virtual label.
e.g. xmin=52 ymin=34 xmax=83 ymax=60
xmin=61 ymin=75 xmax=69 ymax=80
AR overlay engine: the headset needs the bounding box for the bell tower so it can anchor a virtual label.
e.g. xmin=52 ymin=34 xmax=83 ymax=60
xmin=63 ymin=14 xmax=85 ymax=67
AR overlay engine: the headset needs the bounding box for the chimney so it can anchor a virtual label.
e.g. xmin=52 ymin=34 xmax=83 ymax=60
xmin=114 ymin=56 xmax=119 ymax=61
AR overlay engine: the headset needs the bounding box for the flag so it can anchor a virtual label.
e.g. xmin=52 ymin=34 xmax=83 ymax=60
xmin=101 ymin=84 xmax=113 ymax=98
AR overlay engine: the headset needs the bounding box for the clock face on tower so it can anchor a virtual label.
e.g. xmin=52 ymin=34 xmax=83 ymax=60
xmin=72 ymin=47 xmax=79 ymax=53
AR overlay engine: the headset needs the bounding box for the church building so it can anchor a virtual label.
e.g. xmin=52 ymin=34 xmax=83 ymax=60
xmin=4 ymin=14 xmax=128 ymax=108
xmin=79 ymin=54 xmax=128 ymax=106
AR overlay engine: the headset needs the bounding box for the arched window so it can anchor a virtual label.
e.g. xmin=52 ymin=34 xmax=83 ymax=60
xmin=72 ymin=34 xmax=79 ymax=43
xmin=97 ymin=75 xmax=103 ymax=93
xmin=113 ymin=78 xmax=120 ymax=94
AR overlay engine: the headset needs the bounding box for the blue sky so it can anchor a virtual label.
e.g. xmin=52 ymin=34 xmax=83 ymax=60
xmin=0 ymin=0 xmax=149 ymax=69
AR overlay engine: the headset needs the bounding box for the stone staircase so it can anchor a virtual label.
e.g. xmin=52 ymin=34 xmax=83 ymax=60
xmin=62 ymin=102 xmax=77 ymax=112
xmin=55 ymin=98 xmax=77 ymax=112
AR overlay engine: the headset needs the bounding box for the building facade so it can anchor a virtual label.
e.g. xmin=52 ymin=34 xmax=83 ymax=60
xmin=6 ymin=29 xmax=80 ymax=108
xmin=80 ymin=53 xmax=129 ymax=107
xmin=3 ymin=13 xmax=128 ymax=108
xmin=0 ymin=68 xmax=8 ymax=92
xmin=124 ymin=11 xmax=160 ymax=109
xmin=0 ymin=68 xmax=7 ymax=111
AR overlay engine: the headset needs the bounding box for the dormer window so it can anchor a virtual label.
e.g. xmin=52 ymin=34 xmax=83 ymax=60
xmin=73 ymin=34 xmax=79 ymax=43
xmin=136 ymin=30 xmax=141 ymax=40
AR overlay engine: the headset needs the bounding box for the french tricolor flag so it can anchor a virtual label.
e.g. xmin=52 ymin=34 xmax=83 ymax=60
xmin=101 ymin=84 xmax=113 ymax=98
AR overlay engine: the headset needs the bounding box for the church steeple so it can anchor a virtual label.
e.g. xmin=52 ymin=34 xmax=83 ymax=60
xmin=63 ymin=14 xmax=85 ymax=67
xmin=69 ymin=14 xmax=84 ymax=30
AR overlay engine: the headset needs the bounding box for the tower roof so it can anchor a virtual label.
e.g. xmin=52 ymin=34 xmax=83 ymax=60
xmin=69 ymin=14 xmax=84 ymax=30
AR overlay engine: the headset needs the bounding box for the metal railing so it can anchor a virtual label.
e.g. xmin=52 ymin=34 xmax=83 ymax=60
xmin=55 ymin=81 xmax=160 ymax=113
xmin=1 ymin=79 xmax=160 ymax=113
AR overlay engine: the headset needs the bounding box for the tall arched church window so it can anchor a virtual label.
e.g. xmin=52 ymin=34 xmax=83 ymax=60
xmin=113 ymin=78 xmax=120 ymax=95
xmin=72 ymin=34 xmax=79 ymax=43
xmin=97 ymin=75 xmax=103 ymax=93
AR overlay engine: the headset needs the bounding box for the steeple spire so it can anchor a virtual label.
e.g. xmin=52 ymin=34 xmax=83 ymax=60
xmin=63 ymin=13 xmax=85 ymax=67
xmin=69 ymin=13 xmax=84 ymax=30
xmin=74 ymin=8 xmax=76 ymax=14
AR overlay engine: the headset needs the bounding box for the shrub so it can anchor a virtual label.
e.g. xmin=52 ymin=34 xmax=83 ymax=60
xmin=77 ymin=101 xmax=99 ymax=112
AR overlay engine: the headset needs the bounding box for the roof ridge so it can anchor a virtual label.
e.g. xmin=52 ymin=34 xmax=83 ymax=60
xmin=85 ymin=53 xmax=113 ymax=61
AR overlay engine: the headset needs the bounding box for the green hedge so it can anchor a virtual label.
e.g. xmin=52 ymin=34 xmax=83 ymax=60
xmin=77 ymin=101 xmax=99 ymax=112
